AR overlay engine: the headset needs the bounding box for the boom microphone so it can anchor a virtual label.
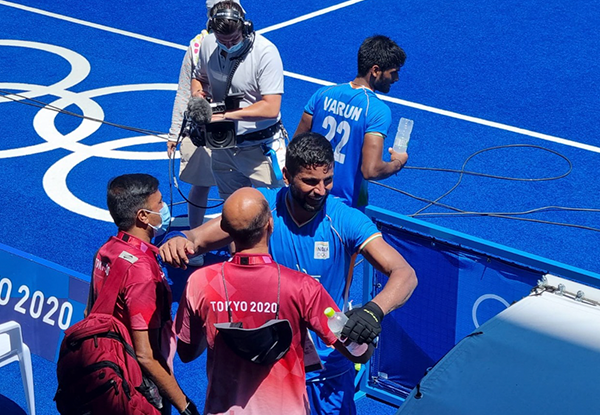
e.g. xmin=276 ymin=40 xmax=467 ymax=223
xmin=179 ymin=97 xmax=213 ymax=142
xmin=184 ymin=96 xmax=237 ymax=149
xmin=187 ymin=97 xmax=213 ymax=125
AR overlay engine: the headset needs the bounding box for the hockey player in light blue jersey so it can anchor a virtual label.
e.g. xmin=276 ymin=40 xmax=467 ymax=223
xmin=295 ymin=35 xmax=408 ymax=208
xmin=160 ymin=133 xmax=417 ymax=415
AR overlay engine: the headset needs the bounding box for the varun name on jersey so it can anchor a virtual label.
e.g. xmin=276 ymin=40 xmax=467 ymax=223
xmin=323 ymin=97 xmax=363 ymax=122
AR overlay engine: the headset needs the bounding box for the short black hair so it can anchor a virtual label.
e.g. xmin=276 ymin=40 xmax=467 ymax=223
xmin=357 ymin=35 xmax=406 ymax=77
xmin=285 ymin=132 xmax=334 ymax=177
xmin=107 ymin=174 xmax=158 ymax=231
xmin=221 ymin=198 xmax=271 ymax=247
xmin=209 ymin=1 xmax=245 ymax=35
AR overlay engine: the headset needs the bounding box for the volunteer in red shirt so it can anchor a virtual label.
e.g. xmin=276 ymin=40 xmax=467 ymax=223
xmin=175 ymin=187 xmax=372 ymax=414
xmin=87 ymin=173 xmax=198 ymax=415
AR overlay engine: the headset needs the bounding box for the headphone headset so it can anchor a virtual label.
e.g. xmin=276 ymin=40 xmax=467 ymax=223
xmin=207 ymin=7 xmax=254 ymax=37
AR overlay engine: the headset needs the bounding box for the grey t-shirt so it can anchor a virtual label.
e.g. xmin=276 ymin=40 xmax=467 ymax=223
xmin=194 ymin=33 xmax=284 ymax=140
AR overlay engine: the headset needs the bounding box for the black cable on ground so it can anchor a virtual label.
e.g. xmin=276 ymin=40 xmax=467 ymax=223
xmin=5 ymin=90 xmax=596 ymax=231
xmin=2 ymin=88 xmax=225 ymax=211
xmin=409 ymin=144 xmax=572 ymax=216
xmin=0 ymin=89 xmax=166 ymax=138
xmin=369 ymin=144 xmax=600 ymax=233
xmin=168 ymin=143 xmax=224 ymax=210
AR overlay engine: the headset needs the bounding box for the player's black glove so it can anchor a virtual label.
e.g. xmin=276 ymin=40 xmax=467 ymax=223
xmin=341 ymin=301 xmax=384 ymax=345
xmin=180 ymin=397 xmax=200 ymax=415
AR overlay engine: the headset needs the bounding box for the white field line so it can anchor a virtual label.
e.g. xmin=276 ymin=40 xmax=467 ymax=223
xmin=376 ymin=94 xmax=600 ymax=154
xmin=256 ymin=0 xmax=366 ymax=34
xmin=0 ymin=0 xmax=187 ymax=50
xmin=2 ymin=0 xmax=598 ymax=154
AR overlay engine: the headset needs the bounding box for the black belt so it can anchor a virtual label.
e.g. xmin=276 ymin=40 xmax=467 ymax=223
xmin=238 ymin=121 xmax=282 ymax=142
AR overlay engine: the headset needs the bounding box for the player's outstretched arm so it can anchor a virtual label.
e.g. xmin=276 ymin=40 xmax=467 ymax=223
xmin=159 ymin=217 xmax=232 ymax=269
xmin=159 ymin=235 xmax=196 ymax=270
xmin=341 ymin=237 xmax=417 ymax=345
xmin=361 ymin=236 xmax=417 ymax=314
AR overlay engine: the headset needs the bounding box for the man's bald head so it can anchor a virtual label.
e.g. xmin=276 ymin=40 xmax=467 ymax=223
xmin=220 ymin=187 xmax=272 ymax=248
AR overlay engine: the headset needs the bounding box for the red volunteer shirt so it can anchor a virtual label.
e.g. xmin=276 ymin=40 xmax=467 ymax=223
xmin=90 ymin=231 xmax=175 ymax=363
xmin=176 ymin=253 xmax=339 ymax=415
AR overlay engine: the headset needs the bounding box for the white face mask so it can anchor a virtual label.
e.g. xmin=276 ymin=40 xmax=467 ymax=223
xmin=143 ymin=202 xmax=171 ymax=237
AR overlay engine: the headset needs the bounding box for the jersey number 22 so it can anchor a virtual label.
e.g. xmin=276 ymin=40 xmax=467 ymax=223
xmin=322 ymin=116 xmax=350 ymax=164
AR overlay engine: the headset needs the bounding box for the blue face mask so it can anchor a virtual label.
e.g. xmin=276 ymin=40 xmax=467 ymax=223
xmin=217 ymin=38 xmax=245 ymax=54
xmin=144 ymin=203 xmax=171 ymax=237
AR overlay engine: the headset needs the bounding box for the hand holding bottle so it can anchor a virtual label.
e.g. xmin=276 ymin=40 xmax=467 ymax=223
xmin=393 ymin=118 xmax=413 ymax=153
xmin=324 ymin=307 xmax=369 ymax=356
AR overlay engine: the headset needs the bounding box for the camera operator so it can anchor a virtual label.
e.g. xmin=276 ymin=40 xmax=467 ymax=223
xmin=167 ymin=1 xmax=245 ymax=234
xmin=190 ymin=1 xmax=286 ymax=200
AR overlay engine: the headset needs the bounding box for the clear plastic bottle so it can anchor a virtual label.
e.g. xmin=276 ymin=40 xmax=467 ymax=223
xmin=393 ymin=118 xmax=414 ymax=153
xmin=324 ymin=307 xmax=369 ymax=356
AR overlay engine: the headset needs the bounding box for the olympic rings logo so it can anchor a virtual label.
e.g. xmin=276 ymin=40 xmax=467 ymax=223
xmin=0 ymin=39 xmax=176 ymax=222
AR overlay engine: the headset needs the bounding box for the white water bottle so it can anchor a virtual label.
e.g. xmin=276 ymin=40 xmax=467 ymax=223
xmin=393 ymin=118 xmax=414 ymax=153
xmin=324 ymin=307 xmax=369 ymax=356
